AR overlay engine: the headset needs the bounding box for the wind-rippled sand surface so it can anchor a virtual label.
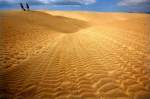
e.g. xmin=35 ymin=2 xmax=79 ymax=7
xmin=0 ymin=11 xmax=150 ymax=99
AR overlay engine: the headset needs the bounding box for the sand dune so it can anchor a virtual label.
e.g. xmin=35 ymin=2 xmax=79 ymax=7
xmin=0 ymin=11 xmax=150 ymax=99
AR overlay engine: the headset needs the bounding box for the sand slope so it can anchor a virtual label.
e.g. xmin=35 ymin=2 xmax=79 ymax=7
xmin=0 ymin=11 xmax=150 ymax=99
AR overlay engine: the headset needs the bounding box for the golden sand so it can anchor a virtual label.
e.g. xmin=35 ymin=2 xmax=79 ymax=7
xmin=0 ymin=11 xmax=150 ymax=99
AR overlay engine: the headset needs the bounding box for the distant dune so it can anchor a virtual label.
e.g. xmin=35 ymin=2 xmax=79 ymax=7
xmin=0 ymin=11 xmax=150 ymax=99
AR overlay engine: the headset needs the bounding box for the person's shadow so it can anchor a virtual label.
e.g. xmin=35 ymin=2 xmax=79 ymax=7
xmin=26 ymin=3 xmax=30 ymax=11
xmin=20 ymin=3 xmax=26 ymax=11
xmin=20 ymin=2 xmax=30 ymax=11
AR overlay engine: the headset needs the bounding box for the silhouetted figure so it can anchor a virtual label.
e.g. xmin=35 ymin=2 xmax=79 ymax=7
xmin=20 ymin=3 xmax=26 ymax=11
xmin=26 ymin=3 xmax=30 ymax=11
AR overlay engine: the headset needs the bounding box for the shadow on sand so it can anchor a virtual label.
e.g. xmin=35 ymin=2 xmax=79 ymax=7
xmin=1 ymin=11 xmax=89 ymax=33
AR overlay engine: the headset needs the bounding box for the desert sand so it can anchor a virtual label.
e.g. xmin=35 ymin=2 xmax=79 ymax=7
xmin=0 ymin=10 xmax=150 ymax=99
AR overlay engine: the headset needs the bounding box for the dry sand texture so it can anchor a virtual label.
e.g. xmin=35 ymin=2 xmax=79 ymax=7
xmin=0 ymin=10 xmax=150 ymax=99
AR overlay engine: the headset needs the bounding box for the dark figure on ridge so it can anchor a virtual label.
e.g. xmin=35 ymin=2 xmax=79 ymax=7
xmin=20 ymin=3 xmax=26 ymax=11
xmin=26 ymin=2 xmax=30 ymax=11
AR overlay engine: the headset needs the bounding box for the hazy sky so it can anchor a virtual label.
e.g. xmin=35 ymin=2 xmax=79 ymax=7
xmin=0 ymin=0 xmax=150 ymax=12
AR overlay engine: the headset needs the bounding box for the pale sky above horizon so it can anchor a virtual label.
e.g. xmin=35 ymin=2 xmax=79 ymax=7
xmin=0 ymin=0 xmax=150 ymax=12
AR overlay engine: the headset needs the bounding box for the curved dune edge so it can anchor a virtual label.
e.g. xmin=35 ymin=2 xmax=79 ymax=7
xmin=0 ymin=11 xmax=150 ymax=99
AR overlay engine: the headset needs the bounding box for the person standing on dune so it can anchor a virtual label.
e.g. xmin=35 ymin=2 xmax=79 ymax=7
xmin=26 ymin=2 xmax=30 ymax=11
xmin=20 ymin=3 xmax=26 ymax=11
